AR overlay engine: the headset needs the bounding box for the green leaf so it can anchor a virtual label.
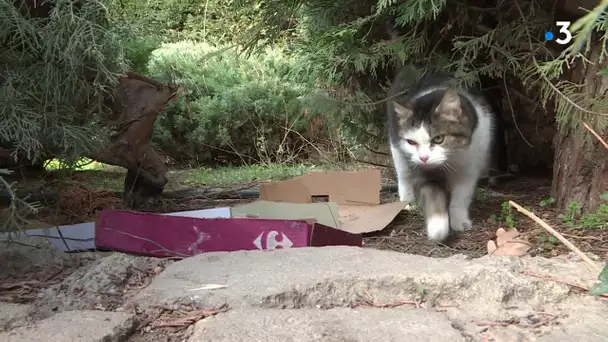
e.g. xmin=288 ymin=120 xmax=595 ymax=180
xmin=601 ymin=192 xmax=608 ymax=201
xmin=598 ymin=264 xmax=608 ymax=283
xmin=599 ymin=67 xmax=608 ymax=77
xmin=589 ymin=282 xmax=608 ymax=296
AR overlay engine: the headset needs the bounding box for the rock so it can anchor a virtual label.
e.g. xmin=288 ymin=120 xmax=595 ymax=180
xmin=536 ymin=296 xmax=608 ymax=342
xmin=130 ymin=247 xmax=589 ymax=318
xmin=191 ymin=307 xmax=465 ymax=341
xmin=129 ymin=246 xmax=608 ymax=340
xmin=37 ymin=253 xmax=171 ymax=315
xmin=2 ymin=245 xmax=607 ymax=341
xmin=0 ymin=238 xmax=96 ymax=280
xmin=0 ymin=310 xmax=136 ymax=342
xmin=0 ymin=302 xmax=30 ymax=331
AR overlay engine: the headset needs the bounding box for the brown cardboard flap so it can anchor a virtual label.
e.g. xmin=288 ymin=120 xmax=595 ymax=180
xmin=258 ymin=178 xmax=312 ymax=203
xmin=257 ymin=169 xmax=404 ymax=234
xmin=338 ymin=202 xmax=407 ymax=234
xmin=260 ymin=169 xmax=381 ymax=205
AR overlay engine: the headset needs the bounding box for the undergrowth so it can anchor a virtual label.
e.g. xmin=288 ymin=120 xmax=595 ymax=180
xmin=145 ymin=41 xmax=359 ymax=165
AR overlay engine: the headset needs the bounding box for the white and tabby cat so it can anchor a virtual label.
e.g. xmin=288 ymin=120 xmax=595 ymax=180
xmin=387 ymin=66 xmax=495 ymax=242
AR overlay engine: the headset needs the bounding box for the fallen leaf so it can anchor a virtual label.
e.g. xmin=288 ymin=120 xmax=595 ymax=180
xmin=487 ymin=228 xmax=531 ymax=257
xmin=590 ymin=264 xmax=608 ymax=296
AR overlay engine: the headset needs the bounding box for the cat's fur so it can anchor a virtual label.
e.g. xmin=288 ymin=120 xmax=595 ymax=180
xmin=387 ymin=66 xmax=495 ymax=242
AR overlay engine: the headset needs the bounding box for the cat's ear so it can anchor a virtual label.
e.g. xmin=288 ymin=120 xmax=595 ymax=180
xmin=436 ymin=87 xmax=462 ymax=121
xmin=393 ymin=101 xmax=413 ymax=120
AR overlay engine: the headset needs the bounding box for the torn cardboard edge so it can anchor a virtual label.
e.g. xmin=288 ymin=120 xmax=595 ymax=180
xmin=258 ymin=169 xmax=407 ymax=234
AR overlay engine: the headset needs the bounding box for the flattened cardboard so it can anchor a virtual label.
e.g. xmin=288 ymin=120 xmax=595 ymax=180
xmin=258 ymin=169 xmax=406 ymax=234
xmin=232 ymin=201 xmax=341 ymax=229
xmin=338 ymin=201 xmax=408 ymax=234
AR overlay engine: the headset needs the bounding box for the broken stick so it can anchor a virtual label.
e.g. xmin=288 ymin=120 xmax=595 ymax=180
xmin=508 ymin=200 xmax=601 ymax=273
xmin=583 ymin=122 xmax=608 ymax=150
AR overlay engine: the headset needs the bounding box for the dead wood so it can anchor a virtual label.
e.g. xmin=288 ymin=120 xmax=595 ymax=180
xmin=90 ymin=72 xmax=183 ymax=202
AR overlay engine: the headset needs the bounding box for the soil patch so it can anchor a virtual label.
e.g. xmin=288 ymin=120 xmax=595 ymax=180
xmin=365 ymin=177 xmax=608 ymax=262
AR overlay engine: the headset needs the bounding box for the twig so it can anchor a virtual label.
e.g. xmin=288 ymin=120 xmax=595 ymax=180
xmin=522 ymin=271 xmax=608 ymax=300
xmin=355 ymin=159 xmax=392 ymax=168
xmin=102 ymin=228 xmax=190 ymax=258
xmin=583 ymin=122 xmax=608 ymax=150
xmin=521 ymin=271 xmax=592 ymax=293
xmin=478 ymin=316 xmax=558 ymax=328
xmin=362 ymin=145 xmax=389 ymax=156
xmin=503 ymin=77 xmax=534 ymax=148
xmin=149 ymin=304 xmax=229 ymax=330
xmin=508 ymin=200 xmax=602 ymax=273
xmin=477 ymin=320 xmax=512 ymax=327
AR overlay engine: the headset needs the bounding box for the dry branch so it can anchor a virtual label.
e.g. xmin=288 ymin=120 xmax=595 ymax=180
xmin=508 ymin=200 xmax=601 ymax=273
xmin=583 ymin=122 xmax=608 ymax=150
xmin=522 ymin=271 xmax=608 ymax=300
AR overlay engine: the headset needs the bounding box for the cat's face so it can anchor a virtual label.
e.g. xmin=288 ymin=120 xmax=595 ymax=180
xmin=392 ymin=87 xmax=473 ymax=168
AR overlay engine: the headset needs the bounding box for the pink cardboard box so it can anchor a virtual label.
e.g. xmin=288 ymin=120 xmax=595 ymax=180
xmin=95 ymin=209 xmax=362 ymax=258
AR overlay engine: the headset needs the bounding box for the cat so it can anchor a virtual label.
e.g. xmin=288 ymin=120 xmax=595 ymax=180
xmin=387 ymin=65 xmax=495 ymax=242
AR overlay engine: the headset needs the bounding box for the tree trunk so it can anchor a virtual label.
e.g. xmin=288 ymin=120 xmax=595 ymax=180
xmin=552 ymin=124 xmax=608 ymax=212
xmin=91 ymin=72 xmax=181 ymax=208
xmin=552 ymin=47 xmax=608 ymax=213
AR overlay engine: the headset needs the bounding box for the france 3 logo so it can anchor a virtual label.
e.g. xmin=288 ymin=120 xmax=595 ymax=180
xmin=544 ymin=21 xmax=572 ymax=45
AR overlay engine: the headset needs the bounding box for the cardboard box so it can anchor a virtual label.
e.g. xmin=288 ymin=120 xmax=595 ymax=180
xmin=258 ymin=169 xmax=407 ymax=234
xmin=95 ymin=169 xmax=405 ymax=257
xmin=95 ymin=206 xmax=362 ymax=258
xmin=8 ymin=169 xmax=405 ymax=257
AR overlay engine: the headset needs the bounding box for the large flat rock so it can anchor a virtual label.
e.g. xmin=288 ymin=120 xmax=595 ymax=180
xmin=0 ymin=310 xmax=135 ymax=342
xmin=130 ymin=246 xmax=608 ymax=341
xmin=191 ymin=307 xmax=465 ymax=341
xmin=130 ymin=247 xmax=594 ymax=318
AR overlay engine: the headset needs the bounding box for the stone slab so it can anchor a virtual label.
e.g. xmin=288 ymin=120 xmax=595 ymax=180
xmin=0 ymin=310 xmax=136 ymax=342
xmin=190 ymin=307 xmax=465 ymax=342
xmin=0 ymin=302 xmax=30 ymax=330
xmin=130 ymin=246 xmax=594 ymax=317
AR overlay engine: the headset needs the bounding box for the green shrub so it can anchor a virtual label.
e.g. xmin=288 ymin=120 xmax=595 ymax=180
xmin=146 ymin=41 xmax=344 ymax=165
xmin=122 ymin=35 xmax=163 ymax=74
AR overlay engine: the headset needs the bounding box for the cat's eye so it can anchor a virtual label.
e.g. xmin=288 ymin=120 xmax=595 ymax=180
xmin=431 ymin=135 xmax=444 ymax=144
xmin=405 ymin=139 xmax=417 ymax=146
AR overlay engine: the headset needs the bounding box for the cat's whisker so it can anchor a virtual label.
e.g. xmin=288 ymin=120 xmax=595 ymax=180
xmin=439 ymin=164 xmax=451 ymax=175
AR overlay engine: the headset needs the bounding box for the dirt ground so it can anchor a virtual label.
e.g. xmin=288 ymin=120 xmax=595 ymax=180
xmin=367 ymin=177 xmax=608 ymax=262
xmin=4 ymin=167 xmax=607 ymax=262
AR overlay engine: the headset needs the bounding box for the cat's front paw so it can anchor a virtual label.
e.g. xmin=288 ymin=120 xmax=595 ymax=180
xmin=449 ymin=209 xmax=472 ymax=232
xmin=404 ymin=202 xmax=418 ymax=211
xmin=426 ymin=213 xmax=450 ymax=242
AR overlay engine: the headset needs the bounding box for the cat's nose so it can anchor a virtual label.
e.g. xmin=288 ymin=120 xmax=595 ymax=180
xmin=419 ymin=155 xmax=429 ymax=163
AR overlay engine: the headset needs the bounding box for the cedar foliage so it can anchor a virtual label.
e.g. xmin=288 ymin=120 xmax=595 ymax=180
xmin=1 ymin=0 xmax=128 ymax=163
xmin=1 ymin=0 xmax=129 ymax=231
xmin=233 ymin=0 xmax=608 ymax=146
